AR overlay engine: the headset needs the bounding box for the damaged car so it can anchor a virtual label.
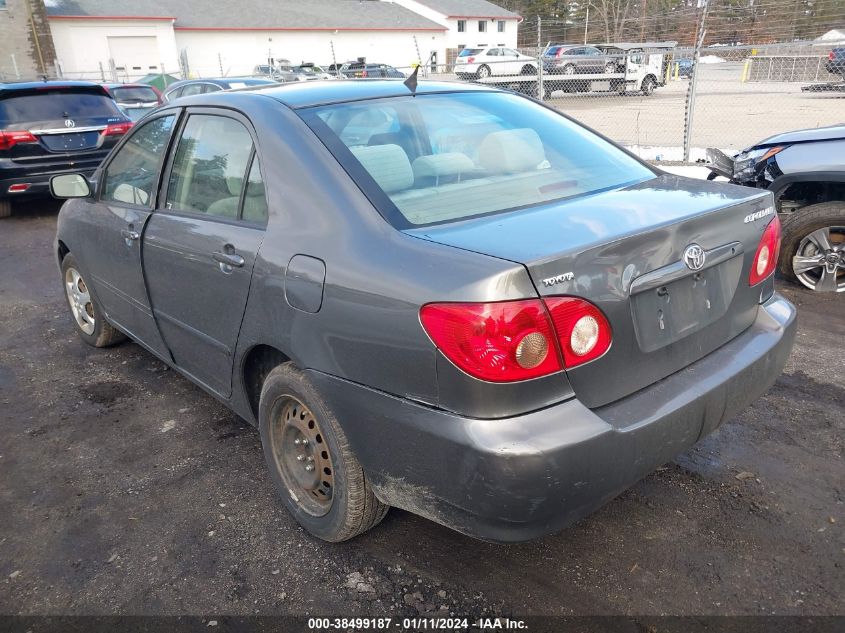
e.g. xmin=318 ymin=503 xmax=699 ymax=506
xmin=707 ymin=124 xmax=845 ymax=292
xmin=52 ymin=81 xmax=796 ymax=542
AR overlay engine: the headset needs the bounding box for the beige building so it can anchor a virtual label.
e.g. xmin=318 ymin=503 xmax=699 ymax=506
xmin=0 ymin=0 xmax=56 ymax=80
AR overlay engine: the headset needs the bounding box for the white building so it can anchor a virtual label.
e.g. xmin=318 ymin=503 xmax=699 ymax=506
xmin=389 ymin=0 xmax=521 ymax=65
xmin=44 ymin=0 xmax=521 ymax=81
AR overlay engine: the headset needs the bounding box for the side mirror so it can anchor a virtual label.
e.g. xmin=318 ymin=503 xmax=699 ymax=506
xmin=50 ymin=173 xmax=92 ymax=199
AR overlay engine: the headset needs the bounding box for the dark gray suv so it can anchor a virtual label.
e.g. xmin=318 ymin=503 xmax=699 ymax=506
xmin=51 ymin=81 xmax=796 ymax=542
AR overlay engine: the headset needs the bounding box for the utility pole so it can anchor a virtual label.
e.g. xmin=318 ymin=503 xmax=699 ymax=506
xmin=584 ymin=5 xmax=590 ymax=45
xmin=537 ymin=17 xmax=544 ymax=101
xmin=683 ymin=0 xmax=711 ymax=162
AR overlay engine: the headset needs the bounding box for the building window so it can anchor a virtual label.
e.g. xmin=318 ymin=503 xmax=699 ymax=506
xmin=498 ymin=20 xmax=505 ymax=33
xmin=457 ymin=20 xmax=466 ymax=33
xmin=0 ymin=1 xmax=7 ymax=9
xmin=478 ymin=20 xmax=487 ymax=33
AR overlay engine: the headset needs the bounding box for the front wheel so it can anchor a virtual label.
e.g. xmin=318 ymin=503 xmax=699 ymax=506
xmin=605 ymin=62 xmax=616 ymax=74
xmin=61 ymin=254 xmax=126 ymax=347
xmin=641 ymin=76 xmax=656 ymax=96
xmin=259 ymin=363 xmax=389 ymax=541
xmin=779 ymin=202 xmax=845 ymax=292
xmin=521 ymin=64 xmax=537 ymax=75
xmin=476 ymin=64 xmax=491 ymax=79
xmin=562 ymin=64 xmax=576 ymax=76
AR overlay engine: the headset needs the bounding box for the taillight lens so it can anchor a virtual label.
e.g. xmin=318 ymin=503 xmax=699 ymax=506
xmin=830 ymin=51 xmax=835 ymax=60
xmin=420 ymin=296 xmax=612 ymax=382
xmin=420 ymin=300 xmax=562 ymax=382
xmin=544 ymin=297 xmax=612 ymax=367
xmin=749 ymin=215 xmax=781 ymax=286
xmin=102 ymin=122 xmax=133 ymax=136
xmin=0 ymin=130 xmax=38 ymax=150
xmin=467 ymin=57 xmax=475 ymax=63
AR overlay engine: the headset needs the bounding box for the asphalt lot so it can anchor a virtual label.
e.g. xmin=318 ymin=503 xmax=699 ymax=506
xmin=0 ymin=200 xmax=843 ymax=618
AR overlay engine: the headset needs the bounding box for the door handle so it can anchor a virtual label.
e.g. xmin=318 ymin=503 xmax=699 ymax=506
xmin=120 ymin=227 xmax=139 ymax=245
xmin=213 ymin=251 xmax=245 ymax=268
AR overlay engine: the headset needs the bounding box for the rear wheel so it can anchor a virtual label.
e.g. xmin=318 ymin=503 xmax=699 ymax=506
xmin=779 ymin=202 xmax=845 ymax=292
xmin=562 ymin=64 xmax=576 ymax=76
xmin=259 ymin=363 xmax=388 ymax=541
xmin=476 ymin=64 xmax=491 ymax=79
xmin=605 ymin=62 xmax=616 ymax=74
xmin=61 ymin=254 xmax=126 ymax=347
xmin=0 ymin=199 xmax=11 ymax=219
xmin=521 ymin=64 xmax=537 ymax=75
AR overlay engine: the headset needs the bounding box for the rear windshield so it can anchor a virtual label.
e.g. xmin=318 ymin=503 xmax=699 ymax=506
xmin=546 ymin=46 xmax=562 ymax=55
xmin=110 ymin=86 xmax=158 ymax=103
xmin=0 ymin=88 xmax=123 ymax=124
xmin=304 ymin=92 xmax=654 ymax=227
xmin=458 ymin=48 xmax=483 ymax=57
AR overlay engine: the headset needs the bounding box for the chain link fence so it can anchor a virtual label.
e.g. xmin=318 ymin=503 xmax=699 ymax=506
xmin=2 ymin=2 xmax=843 ymax=164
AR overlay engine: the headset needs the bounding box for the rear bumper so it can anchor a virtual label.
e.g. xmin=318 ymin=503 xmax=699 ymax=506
xmin=309 ymin=293 xmax=797 ymax=542
xmin=0 ymin=165 xmax=97 ymax=200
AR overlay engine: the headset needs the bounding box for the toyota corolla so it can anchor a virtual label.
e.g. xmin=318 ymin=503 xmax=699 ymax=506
xmin=51 ymin=80 xmax=796 ymax=542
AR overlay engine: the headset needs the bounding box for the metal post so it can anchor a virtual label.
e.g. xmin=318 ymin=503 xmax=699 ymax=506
xmin=413 ymin=35 xmax=422 ymax=76
xmin=98 ymin=61 xmax=105 ymax=82
xmin=218 ymin=53 xmax=224 ymax=76
xmin=584 ymin=6 xmax=589 ymax=45
xmin=537 ymin=17 xmax=544 ymax=101
xmin=683 ymin=0 xmax=710 ymax=163
xmin=11 ymin=54 xmax=19 ymax=79
xmin=108 ymin=58 xmax=118 ymax=82
xmin=330 ymin=41 xmax=339 ymax=77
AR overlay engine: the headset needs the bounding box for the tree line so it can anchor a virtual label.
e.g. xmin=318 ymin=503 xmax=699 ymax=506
xmin=498 ymin=0 xmax=845 ymax=47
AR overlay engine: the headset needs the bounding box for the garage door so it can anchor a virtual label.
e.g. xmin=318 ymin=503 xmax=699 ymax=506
xmin=108 ymin=36 xmax=159 ymax=80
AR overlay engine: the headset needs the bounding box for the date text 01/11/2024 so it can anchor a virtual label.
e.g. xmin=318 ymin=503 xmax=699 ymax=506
xmin=307 ymin=617 xmax=528 ymax=629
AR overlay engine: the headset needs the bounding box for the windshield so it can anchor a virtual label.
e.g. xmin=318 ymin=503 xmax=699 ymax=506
xmin=304 ymin=92 xmax=654 ymax=227
xmin=0 ymin=88 xmax=123 ymax=124
xmin=458 ymin=48 xmax=482 ymax=57
xmin=111 ymin=86 xmax=158 ymax=103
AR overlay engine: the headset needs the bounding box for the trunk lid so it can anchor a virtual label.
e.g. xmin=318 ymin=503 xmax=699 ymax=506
xmin=407 ymin=174 xmax=775 ymax=408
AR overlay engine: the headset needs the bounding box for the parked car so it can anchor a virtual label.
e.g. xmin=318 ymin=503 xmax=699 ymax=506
xmin=706 ymin=125 xmax=845 ymax=292
xmin=455 ymin=47 xmax=537 ymax=79
xmin=542 ymin=45 xmax=616 ymax=75
xmin=340 ymin=62 xmax=406 ymax=79
xmin=676 ymin=57 xmax=694 ymax=77
xmin=52 ymin=80 xmax=796 ymax=542
xmin=0 ymin=80 xmax=132 ymax=218
xmin=293 ymin=64 xmax=335 ymax=80
xmin=163 ymin=77 xmax=276 ymax=102
xmin=102 ymin=83 xmax=162 ymax=121
xmin=825 ymin=47 xmax=845 ymax=76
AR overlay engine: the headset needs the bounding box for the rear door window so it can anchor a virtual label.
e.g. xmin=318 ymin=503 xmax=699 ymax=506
xmin=165 ymin=114 xmax=254 ymax=218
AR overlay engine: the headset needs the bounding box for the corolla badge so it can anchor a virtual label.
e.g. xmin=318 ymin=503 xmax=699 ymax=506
xmin=683 ymin=244 xmax=706 ymax=271
xmin=64 ymin=119 xmax=76 ymax=128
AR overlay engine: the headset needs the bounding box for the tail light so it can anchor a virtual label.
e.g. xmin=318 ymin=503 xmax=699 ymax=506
xmin=830 ymin=51 xmax=835 ymax=60
xmin=545 ymin=297 xmax=613 ymax=367
xmin=0 ymin=130 xmax=38 ymax=150
xmin=466 ymin=57 xmax=475 ymax=64
xmin=102 ymin=122 xmax=133 ymax=137
xmin=556 ymin=49 xmax=563 ymax=57
xmin=420 ymin=297 xmax=612 ymax=383
xmin=361 ymin=69 xmax=368 ymax=78
xmin=749 ymin=215 xmax=781 ymax=286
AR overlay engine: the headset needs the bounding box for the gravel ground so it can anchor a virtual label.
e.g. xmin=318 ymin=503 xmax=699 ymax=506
xmin=0 ymin=202 xmax=843 ymax=618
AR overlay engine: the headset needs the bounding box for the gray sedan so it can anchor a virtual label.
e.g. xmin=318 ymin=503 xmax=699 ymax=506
xmin=51 ymin=80 xmax=796 ymax=542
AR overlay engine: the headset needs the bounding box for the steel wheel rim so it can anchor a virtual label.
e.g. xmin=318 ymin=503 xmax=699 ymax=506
xmin=65 ymin=267 xmax=95 ymax=335
xmin=563 ymin=65 xmax=575 ymax=75
xmin=269 ymin=396 xmax=334 ymax=516
xmin=792 ymin=226 xmax=845 ymax=292
xmin=478 ymin=65 xmax=490 ymax=78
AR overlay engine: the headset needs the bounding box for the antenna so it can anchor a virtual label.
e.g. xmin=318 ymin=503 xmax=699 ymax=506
xmin=403 ymin=65 xmax=419 ymax=95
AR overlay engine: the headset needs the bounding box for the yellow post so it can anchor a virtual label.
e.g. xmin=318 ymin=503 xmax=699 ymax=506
xmin=674 ymin=62 xmax=679 ymax=80
xmin=666 ymin=61 xmax=672 ymax=83
xmin=741 ymin=59 xmax=750 ymax=83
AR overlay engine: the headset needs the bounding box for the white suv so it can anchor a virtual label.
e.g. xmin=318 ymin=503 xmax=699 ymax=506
xmin=455 ymin=47 xmax=538 ymax=79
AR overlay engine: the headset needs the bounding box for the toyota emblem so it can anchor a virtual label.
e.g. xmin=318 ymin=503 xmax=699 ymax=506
xmin=64 ymin=119 xmax=76 ymax=128
xmin=683 ymin=244 xmax=706 ymax=271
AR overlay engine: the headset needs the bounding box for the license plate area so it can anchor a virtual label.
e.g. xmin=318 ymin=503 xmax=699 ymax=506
xmin=630 ymin=248 xmax=743 ymax=353
xmin=40 ymin=131 xmax=100 ymax=152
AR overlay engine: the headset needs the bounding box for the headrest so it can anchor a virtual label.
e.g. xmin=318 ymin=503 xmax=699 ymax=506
xmin=477 ymin=128 xmax=545 ymax=174
xmin=412 ymin=153 xmax=475 ymax=180
xmin=349 ymin=144 xmax=413 ymax=193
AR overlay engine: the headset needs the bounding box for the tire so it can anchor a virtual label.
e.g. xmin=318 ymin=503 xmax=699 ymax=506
xmin=562 ymin=64 xmax=576 ymax=76
xmin=641 ymin=76 xmax=656 ymax=96
xmin=258 ymin=363 xmax=389 ymax=542
xmin=61 ymin=254 xmax=127 ymax=347
xmin=520 ymin=64 xmax=537 ymax=75
xmin=0 ymin=199 xmax=11 ymax=219
xmin=605 ymin=62 xmax=616 ymax=74
xmin=778 ymin=202 xmax=845 ymax=293
xmin=476 ymin=64 xmax=491 ymax=79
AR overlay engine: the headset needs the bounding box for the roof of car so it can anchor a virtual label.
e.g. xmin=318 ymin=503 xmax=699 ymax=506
xmin=222 ymin=79 xmax=496 ymax=109
xmin=0 ymin=80 xmax=108 ymax=93
xmin=102 ymin=83 xmax=158 ymax=89
xmin=167 ymin=77 xmax=277 ymax=90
